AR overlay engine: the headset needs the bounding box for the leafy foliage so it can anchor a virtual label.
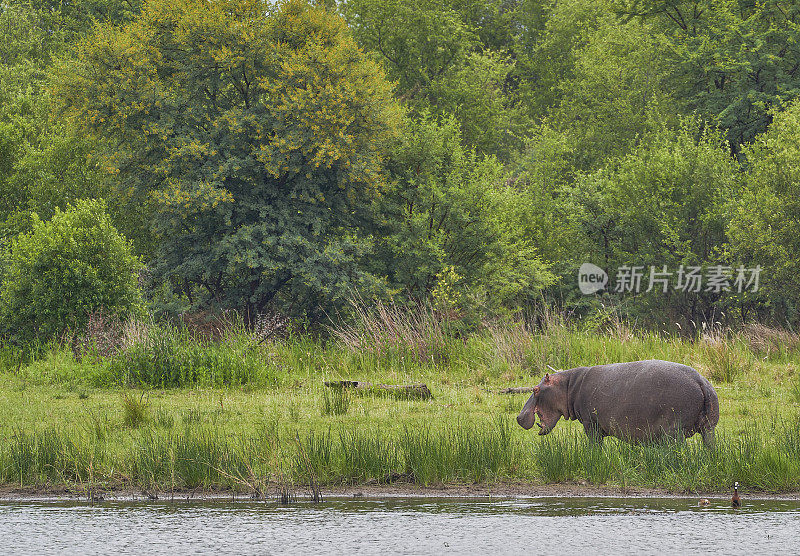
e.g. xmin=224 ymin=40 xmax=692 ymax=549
xmin=1 ymin=0 xmax=800 ymax=333
xmin=574 ymin=122 xmax=740 ymax=324
xmin=57 ymin=0 xmax=402 ymax=318
xmin=345 ymin=0 xmax=525 ymax=159
xmin=0 ymin=199 xmax=142 ymax=343
xmin=614 ymin=0 xmax=800 ymax=150
xmin=0 ymin=3 xmax=110 ymax=244
xmin=373 ymin=115 xmax=554 ymax=310
xmin=729 ymin=101 xmax=800 ymax=321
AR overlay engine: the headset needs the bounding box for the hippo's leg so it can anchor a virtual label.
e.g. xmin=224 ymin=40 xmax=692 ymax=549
xmin=701 ymin=427 xmax=715 ymax=450
xmin=583 ymin=422 xmax=604 ymax=444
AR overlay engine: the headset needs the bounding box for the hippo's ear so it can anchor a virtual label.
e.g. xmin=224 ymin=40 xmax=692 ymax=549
xmin=533 ymin=386 xmax=540 ymax=395
xmin=544 ymin=373 xmax=551 ymax=384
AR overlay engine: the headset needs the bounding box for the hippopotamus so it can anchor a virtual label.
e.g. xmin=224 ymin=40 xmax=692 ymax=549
xmin=516 ymin=360 xmax=719 ymax=447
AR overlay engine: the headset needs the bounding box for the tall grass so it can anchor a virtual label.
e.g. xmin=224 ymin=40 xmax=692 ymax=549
xmin=400 ymin=418 xmax=513 ymax=484
xmin=3 ymin=418 xmax=800 ymax=492
xmin=110 ymin=323 xmax=275 ymax=387
xmin=294 ymin=420 xmax=512 ymax=485
xmin=321 ymin=387 xmax=350 ymax=416
xmin=529 ymin=419 xmax=800 ymax=492
xmin=698 ymin=331 xmax=751 ymax=383
xmin=740 ymin=323 xmax=800 ymax=361
xmin=122 ymin=391 xmax=149 ymax=428
xmin=3 ymin=427 xmax=106 ymax=486
xmin=3 ymin=306 xmax=800 ymax=494
xmin=791 ymin=377 xmax=800 ymax=405
xmin=331 ymin=300 xmax=458 ymax=365
xmin=3 ymin=305 xmax=795 ymax=392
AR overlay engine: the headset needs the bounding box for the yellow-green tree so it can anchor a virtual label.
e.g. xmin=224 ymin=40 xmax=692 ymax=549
xmin=56 ymin=0 xmax=401 ymax=318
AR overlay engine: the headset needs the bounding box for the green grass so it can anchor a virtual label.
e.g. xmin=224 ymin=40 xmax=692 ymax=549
xmin=122 ymin=391 xmax=149 ymax=428
xmin=108 ymin=323 xmax=274 ymax=388
xmin=321 ymin=387 xmax=351 ymax=416
xmin=0 ymin=319 xmax=799 ymax=494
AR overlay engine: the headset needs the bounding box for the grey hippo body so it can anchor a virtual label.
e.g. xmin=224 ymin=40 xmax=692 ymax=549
xmin=516 ymin=360 xmax=719 ymax=447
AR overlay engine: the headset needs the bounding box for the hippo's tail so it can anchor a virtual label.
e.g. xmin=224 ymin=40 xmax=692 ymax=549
xmin=699 ymin=379 xmax=720 ymax=431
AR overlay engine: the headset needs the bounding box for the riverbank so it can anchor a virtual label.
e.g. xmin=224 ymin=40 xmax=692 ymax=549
xmin=1 ymin=321 xmax=799 ymax=495
xmin=2 ymin=482 xmax=800 ymax=502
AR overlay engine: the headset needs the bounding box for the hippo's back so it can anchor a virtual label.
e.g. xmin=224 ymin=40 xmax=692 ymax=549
xmin=571 ymin=359 xmax=718 ymax=442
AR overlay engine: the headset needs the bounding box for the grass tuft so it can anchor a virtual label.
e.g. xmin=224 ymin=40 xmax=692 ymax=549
xmin=321 ymin=387 xmax=350 ymax=416
xmin=698 ymin=331 xmax=750 ymax=383
xmin=122 ymin=391 xmax=149 ymax=428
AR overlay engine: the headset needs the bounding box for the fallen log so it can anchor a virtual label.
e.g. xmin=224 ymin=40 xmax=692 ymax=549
xmin=324 ymin=380 xmax=433 ymax=400
xmin=497 ymin=387 xmax=537 ymax=394
xmin=324 ymin=380 xmax=365 ymax=389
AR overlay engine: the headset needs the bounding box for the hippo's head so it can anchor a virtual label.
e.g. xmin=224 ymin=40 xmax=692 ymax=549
xmin=516 ymin=373 xmax=565 ymax=435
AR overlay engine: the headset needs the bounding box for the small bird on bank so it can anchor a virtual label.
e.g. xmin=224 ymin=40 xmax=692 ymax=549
xmin=698 ymin=498 xmax=710 ymax=507
xmin=732 ymin=482 xmax=741 ymax=508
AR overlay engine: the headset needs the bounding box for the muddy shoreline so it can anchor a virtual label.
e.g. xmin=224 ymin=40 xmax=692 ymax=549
xmin=2 ymin=482 xmax=799 ymax=502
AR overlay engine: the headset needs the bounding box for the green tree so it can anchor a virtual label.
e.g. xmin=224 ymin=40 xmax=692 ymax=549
xmin=0 ymin=199 xmax=142 ymax=343
xmin=551 ymin=17 xmax=676 ymax=169
xmin=373 ymin=115 xmax=553 ymax=311
xmin=729 ymin=101 xmax=800 ymax=322
xmin=506 ymin=125 xmax=587 ymax=300
xmin=615 ymin=0 xmax=800 ymax=150
xmin=573 ymin=121 xmax=740 ymax=324
xmin=510 ymin=4 xmax=677 ymax=174
xmin=55 ymin=0 xmax=401 ymax=319
xmin=513 ymin=0 xmax=607 ymax=122
xmin=0 ymin=2 xmax=114 ymax=244
xmin=344 ymin=0 xmax=525 ymax=159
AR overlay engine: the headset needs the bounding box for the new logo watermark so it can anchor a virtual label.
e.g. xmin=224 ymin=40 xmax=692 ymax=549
xmin=578 ymin=263 xmax=608 ymax=294
xmin=577 ymin=264 xmax=761 ymax=295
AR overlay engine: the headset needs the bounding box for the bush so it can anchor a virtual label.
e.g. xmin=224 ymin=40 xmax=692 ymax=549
xmin=0 ymin=199 xmax=142 ymax=344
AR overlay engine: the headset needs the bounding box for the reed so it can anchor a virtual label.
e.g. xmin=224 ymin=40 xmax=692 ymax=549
xmin=331 ymin=299 xmax=458 ymax=365
xmin=321 ymin=387 xmax=350 ymax=416
xmin=109 ymin=323 xmax=276 ymax=388
xmin=2 ymin=415 xmax=800 ymax=493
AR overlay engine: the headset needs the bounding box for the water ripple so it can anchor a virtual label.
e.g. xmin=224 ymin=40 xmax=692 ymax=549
xmin=2 ymin=497 xmax=798 ymax=555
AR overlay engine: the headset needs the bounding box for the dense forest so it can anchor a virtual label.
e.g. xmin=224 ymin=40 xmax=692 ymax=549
xmin=1 ymin=0 xmax=799 ymax=344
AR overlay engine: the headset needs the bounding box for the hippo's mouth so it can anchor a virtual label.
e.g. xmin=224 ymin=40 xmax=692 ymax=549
xmin=536 ymin=418 xmax=551 ymax=435
xmin=535 ymin=408 xmax=550 ymax=435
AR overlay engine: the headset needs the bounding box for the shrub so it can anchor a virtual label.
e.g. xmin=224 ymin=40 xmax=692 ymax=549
xmin=0 ymin=199 xmax=142 ymax=344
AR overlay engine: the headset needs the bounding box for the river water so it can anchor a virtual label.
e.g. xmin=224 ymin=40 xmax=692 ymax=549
xmin=2 ymin=496 xmax=799 ymax=555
